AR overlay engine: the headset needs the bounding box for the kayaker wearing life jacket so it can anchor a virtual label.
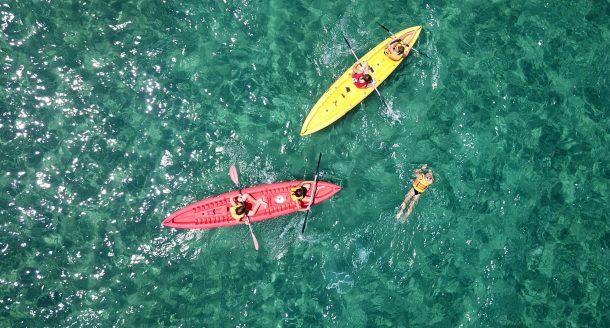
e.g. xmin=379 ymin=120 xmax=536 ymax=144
xmin=229 ymin=201 xmax=247 ymax=221
xmin=396 ymin=164 xmax=434 ymax=222
xmin=384 ymin=31 xmax=413 ymax=61
xmin=290 ymin=182 xmax=313 ymax=210
xmin=351 ymin=60 xmax=375 ymax=89
xmin=229 ymin=193 xmax=266 ymax=222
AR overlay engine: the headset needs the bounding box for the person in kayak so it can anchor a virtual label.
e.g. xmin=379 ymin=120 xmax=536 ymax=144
xmin=229 ymin=193 xmax=266 ymax=222
xmin=396 ymin=164 xmax=434 ymax=221
xmin=290 ymin=182 xmax=313 ymax=210
xmin=384 ymin=32 xmax=412 ymax=61
xmin=351 ymin=60 xmax=375 ymax=88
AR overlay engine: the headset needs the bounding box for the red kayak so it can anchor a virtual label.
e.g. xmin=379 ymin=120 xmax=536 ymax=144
xmin=162 ymin=180 xmax=341 ymax=229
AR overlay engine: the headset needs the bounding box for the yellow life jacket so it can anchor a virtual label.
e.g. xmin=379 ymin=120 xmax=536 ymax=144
xmin=413 ymin=176 xmax=432 ymax=193
xmin=229 ymin=204 xmax=246 ymax=220
xmin=290 ymin=186 xmax=305 ymax=201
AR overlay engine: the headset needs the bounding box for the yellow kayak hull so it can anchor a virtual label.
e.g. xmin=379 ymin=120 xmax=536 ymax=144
xmin=300 ymin=26 xmax=422 ymax=136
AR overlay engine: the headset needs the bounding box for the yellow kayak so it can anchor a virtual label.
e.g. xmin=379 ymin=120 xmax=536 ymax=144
xmin=300 ymin=26 xmax=422 ymax=136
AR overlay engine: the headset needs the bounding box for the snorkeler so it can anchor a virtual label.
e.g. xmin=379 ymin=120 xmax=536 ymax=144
xmin=396 ymin=164 xmax=434 ymax=221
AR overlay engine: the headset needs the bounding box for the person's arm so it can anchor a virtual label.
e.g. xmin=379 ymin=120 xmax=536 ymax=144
xmin=300 ymin=195 xmax=313 ymax=206
xmin=248 ymin=200 xmax=264 ymax=215
xmin=229 ymin=196 xmax=238 ymax=206
xmin=386 ymin=36 xmax=399 ymax=51
xmin=355 ymin=60 xmax=370 ymax=73
xmin=300 ymin=182 xmax=313 ymax=203
xmin=361 ymin=61 xmax=370 ymax=73
xmin=242 ymin=193 xmax=257 ymax=203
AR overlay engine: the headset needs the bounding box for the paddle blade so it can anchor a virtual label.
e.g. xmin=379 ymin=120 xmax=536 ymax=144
xmin=301 ymin=210 xmax=310 ymax=234
xmin=251 ymin=228 xmax=259 ymax=251
xmin=229 ymin=165 xmax=239 ymax=186
xmin=246 ymin=218 xmax=259 ymax=251
xmin=378 ymin=23 xmax=392 ymax=34
xmin=342 ymin=34 xmax=350 ymax=47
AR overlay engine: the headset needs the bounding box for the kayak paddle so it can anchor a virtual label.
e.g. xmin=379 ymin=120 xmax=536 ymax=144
xmin=301 ymin=152 xmax=322 ymax=234
xmin=229 ymin=164 xmax=260 ymax=251
xmin=342 ymin=35 xmax=393 ymax=112
xmin=377 ymin=23 xmax=428 ymax=58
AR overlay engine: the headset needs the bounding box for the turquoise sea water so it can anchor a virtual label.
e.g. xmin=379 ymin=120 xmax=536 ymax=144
xmin=1 ymin=0 xmax=609 ymax=326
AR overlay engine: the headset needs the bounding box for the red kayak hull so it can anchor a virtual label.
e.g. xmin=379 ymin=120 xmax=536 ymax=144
xmin=162 ymin=180 xmax=341 ymax=229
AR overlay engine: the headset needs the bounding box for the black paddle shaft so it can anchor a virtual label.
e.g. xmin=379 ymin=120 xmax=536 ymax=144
xmin=301 ymin=152 xmax=323 ymax=234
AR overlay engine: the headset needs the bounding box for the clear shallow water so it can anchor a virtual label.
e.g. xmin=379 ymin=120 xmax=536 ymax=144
xmin=1 ymin=0 xmax=609 ymax=326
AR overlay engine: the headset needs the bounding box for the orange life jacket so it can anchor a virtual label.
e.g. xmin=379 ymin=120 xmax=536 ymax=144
xmin=413 ymin=176 xmax=432 ymax=193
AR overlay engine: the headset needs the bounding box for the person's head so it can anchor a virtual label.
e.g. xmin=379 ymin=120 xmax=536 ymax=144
xmin=425 ymin=171 xmax=433 ymax=180
xmin=362 ymin=74 xmax=373 ymax=84
xmin=235 ymin=204 xmax=246 ymax=215
xmin=396 ymin=45 xmax=405 ymax=54
xmin=294 ymin=186 xmax=306 ymax=198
